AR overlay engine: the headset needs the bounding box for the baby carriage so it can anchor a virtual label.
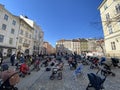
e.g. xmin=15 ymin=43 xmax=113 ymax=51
xmin=0 ymin=63 xmax=9 ymax=71
xmin=86 ymin=73 xmax=107 ymax=90
xmin=68 ymin=57 xmax=77 ymax=70
xmin=33 ymin=60 xmax=40 ymax=71
xmin=90 ymin=57 xmax=99 ymax=69
xmin=111 ymin=58 xmax=120 ymax=68
xmin=0 ymin=69 xmax=20 ymax=90
xmin=19 ymin=63 xmax=31 ymax=77
xmin=99 ymin=57 xmax=106 ymax=66
xmin=73 ymin=63 xmax=83 ymax=79
xmin=101 ymin=63 xmax=115 ymax=76
xmin=50 ymin=62 xmax=64 ymax=80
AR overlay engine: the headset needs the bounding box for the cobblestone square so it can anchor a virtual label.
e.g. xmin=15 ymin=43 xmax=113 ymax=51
xmin=16 ymin=60 xmax=120 ymax=90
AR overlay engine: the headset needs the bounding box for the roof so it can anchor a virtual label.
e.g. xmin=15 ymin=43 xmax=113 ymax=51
xmin=98 ymin=0 xmax=107 ymax=10
xmin=20 ymin=15 xmax=34 ymax=28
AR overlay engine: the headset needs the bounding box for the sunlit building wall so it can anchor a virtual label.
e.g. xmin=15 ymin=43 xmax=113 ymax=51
xmin=98 ymin=0 xmax=120 ymax=57
xmin=0 ymin=4 xmax=19 ymax=56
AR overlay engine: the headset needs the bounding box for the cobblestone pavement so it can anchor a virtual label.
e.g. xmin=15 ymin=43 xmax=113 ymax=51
xmin=15 ymin=59 xmax=120 ymax=90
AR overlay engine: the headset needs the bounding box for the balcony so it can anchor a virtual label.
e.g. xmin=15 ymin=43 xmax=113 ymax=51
xmin=23 ymin=43 xmax=30 ymax=47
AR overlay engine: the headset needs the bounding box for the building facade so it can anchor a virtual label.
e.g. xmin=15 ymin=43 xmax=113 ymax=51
xmin=17 ymin=15 xmax=34 ymax=55
xmin=99 ymin=0 xmax=120 ymax=57
xmin=56 ymin=38 xmax=105 ymax=56
xmin=56 ymin=39 xmax=81 ymax=54
xmin=0 ymin=4 xmax=44 ymax=56
xmin=43 ymin=42 xmax=55 ymax=55
xmin=18 ymin=15 xmax=44 ymax=55
xmin=79 ymin=39 xmax=88 ymax=54
xmin=0 ymin=4 xmax=19 ymax=56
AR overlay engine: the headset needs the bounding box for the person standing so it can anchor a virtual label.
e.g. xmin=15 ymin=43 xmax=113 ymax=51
xmin=0 ymin=52 xmax=3 ymax=65
xmin=10 ymin=54 xmax=16 ymax=66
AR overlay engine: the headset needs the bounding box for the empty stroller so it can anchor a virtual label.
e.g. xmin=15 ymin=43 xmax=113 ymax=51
xmin=19 ymin=63 xmax=30 ymax=77
xmin=90 ymin=57 xmax=99 ymax=69
xmin=111 ymin=58 xmax=120 ymax=68
xmin=101 ymin=63 xmax=115 ymax=76
xmin=73 ymin=63 xmax=83 ymax=80
xmin=0 ymin=69 xmax=20 ymax=90
xmin=0 ymin=63 xmax=9 ymax=71
xmin=50 ymin=62 xmax=64 ymax=80
xmin=68 ymin=57 xmax=77 ymax=70
xmin=86 ymin=73 xmax=107 ymax=90
xmin=33 ymin=60 xmax=40 ymax=71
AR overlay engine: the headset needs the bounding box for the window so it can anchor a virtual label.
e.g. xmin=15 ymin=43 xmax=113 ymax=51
xmin=107 ymin=25 xmax=113 ymax=34
xmin=19 ymin=37 xmax=23 ymax=43
xmin=106 ymin=13 xmax=110 ymax=21
xmin=25 ymin=32 xmax=28 ymax=37
xmin=29 ymin=34 xmax=31 ymax=39
xmin=4 ymin=14 xmax=8 ymax=21
xmin=20 ymin=29 xmax=23 ymax=35
xmin=11 ymin=29 xmax=15 ymax=34
xmin=12 ymin=20 xmax=16 ymax=25
xmin=0 ymin=34 xmax=4 ymax=42
xmin=2 ymin=24 xmax=7 ymax=30
xmin=9 ymin=38 xmax=13 ymax=44
xmin=115 ymin=4 xmax=120 ymax=14
xmin=111 ymin=42 xmax=116 ymax=50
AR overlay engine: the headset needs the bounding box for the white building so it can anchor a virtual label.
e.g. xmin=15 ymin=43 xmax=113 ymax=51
xmin=98 ymin=0 xmax=120 ymax=57
xmin=56 ymin=39 xmax=81 ymax=54
xmin=0 ymin=4 xmax=44 ymax=56
xmin=19 ymin=15 xmax=44 ymax=55
xmin=16 ymin=15 xmax=34 ymax=55
xmin=0 ymin=4 xmax=19 ymax=56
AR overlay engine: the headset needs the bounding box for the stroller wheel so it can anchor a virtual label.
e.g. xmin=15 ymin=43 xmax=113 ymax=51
xmin=57 ymin=72 xmax=62 ymax=80
xmin=50 ymin=75 xmax=55 ymax=80
xmin=28 ymin=72 xmax=31 ymax=75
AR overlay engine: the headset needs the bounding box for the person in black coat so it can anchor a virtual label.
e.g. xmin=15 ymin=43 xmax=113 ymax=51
xmin=10 ymin=54 xmax=16 ymax=66
xmin=0 ymin=52 xmax=3 ymax=65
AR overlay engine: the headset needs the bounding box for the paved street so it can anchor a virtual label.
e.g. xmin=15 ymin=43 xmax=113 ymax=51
xmin=11 ymin=58 xmax=120 ymax=90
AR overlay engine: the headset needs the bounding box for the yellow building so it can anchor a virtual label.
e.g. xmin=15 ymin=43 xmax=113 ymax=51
xmin=98 ymin=0 xmax=120 ymax=57
xmin=79 ymin=39 xmax=88 ymax=53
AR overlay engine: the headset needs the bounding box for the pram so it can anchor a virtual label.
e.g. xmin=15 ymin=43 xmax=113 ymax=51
xmin=99 ymin=57 xmax=106 ymax=66
xmin=111 ymin=58 xmax=120 ymax=68
xmin=73 ymin=63 xmax=83 ymax=79
xmin=0 ymin=70 xmax=20 ymax=90
xmin=86 ymin=73 xmax=107 ymax=90
xmin=90 ymin=57 xmax=99 ymax=69
xmin=68 ymin=57 xmax=77 ymax=70
xmin=19 ymin=63 xmax=31 ymax=77
xmin=50 ymin=62 xmax=64 ymax=80
xmin=32 ymin=60 xmax=40 ymax=71
xmin=0 ymin=63 xmax=9 ymax=71
xmin=101 ymin=63 xmax=115 ymax=76
xmin=49 ymin=67 xmax=62 ymax=80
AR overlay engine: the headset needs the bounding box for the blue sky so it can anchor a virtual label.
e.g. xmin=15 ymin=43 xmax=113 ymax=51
xmin=0 ymin=0 xmax=103 ymax=47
